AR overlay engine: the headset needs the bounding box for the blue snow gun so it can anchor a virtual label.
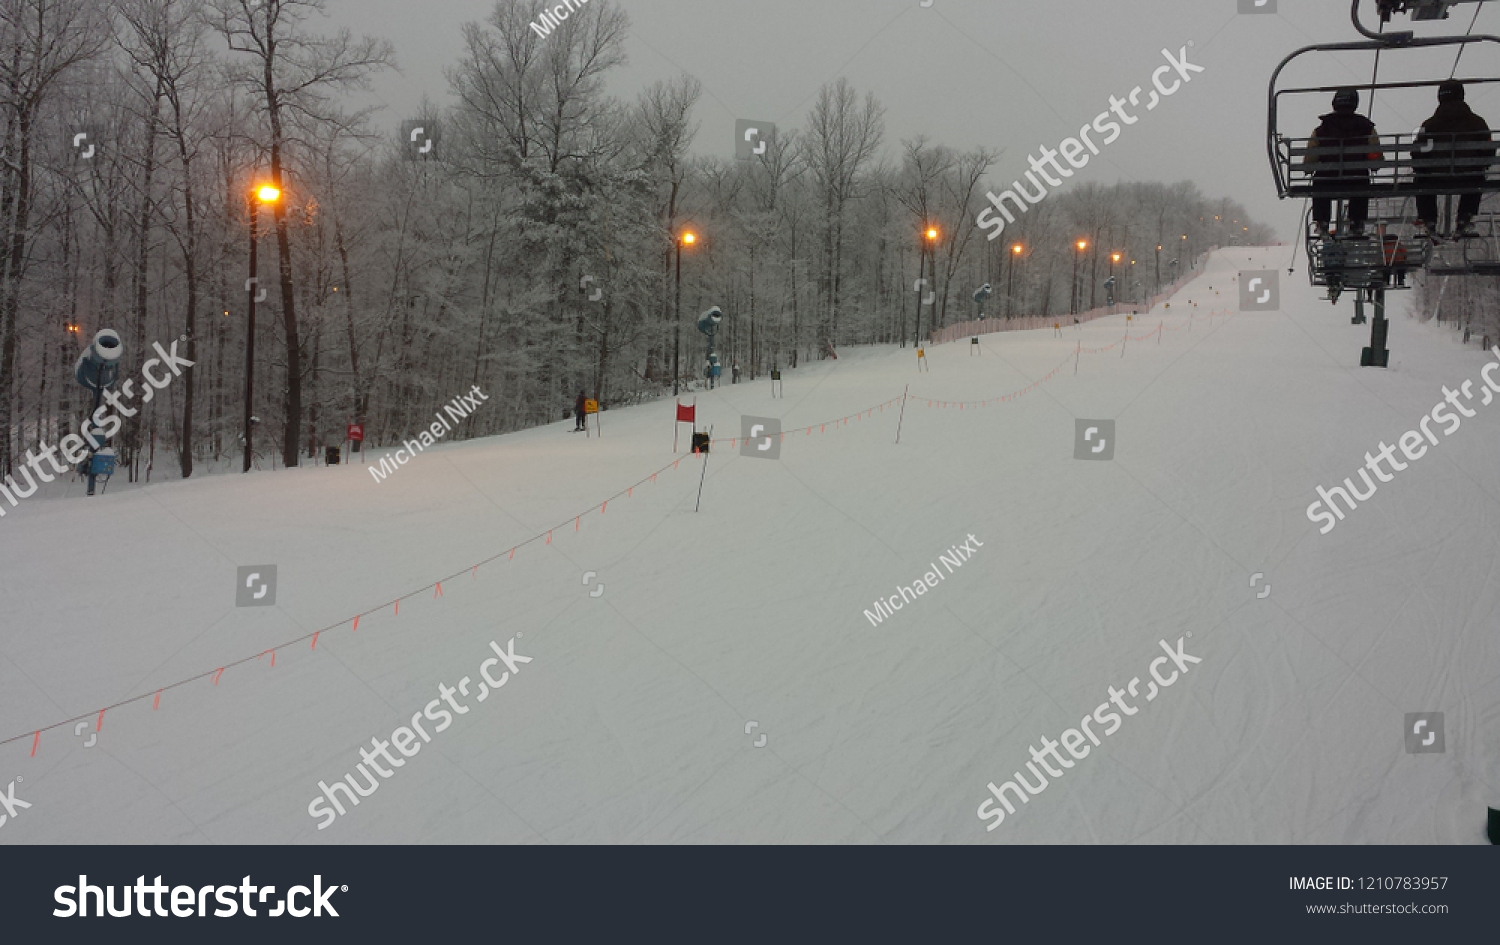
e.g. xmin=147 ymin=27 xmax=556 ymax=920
xmin=89 ymin=448 xmax=117 ymax=478
xmin=74 ymin=329 xmax=123 ymax=391
xmin=696 ymin=306 xmax=723 ymax=338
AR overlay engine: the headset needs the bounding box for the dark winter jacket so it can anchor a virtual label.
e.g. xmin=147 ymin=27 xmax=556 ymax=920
xmin=1306 ymin=110 xmax=1382 ymax=180
xmin=1414 ymin=101 xmax=1495 ymax=178
xmin=575 ymin=393 xmax=587 ymax=417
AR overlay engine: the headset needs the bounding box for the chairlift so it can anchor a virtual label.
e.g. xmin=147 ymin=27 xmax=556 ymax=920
xmin=1268 ymin=0 xmax=1500 ymax=364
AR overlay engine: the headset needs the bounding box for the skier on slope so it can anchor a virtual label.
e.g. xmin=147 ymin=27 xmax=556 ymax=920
xmin=574 ymin=390 xmax=587 ymax=432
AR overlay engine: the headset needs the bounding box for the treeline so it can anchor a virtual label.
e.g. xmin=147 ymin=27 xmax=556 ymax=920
xmin=1412 ymin=272 xmax=1500 ymax=344
xmin=0 ymin=0 xmax=1275 ymax=482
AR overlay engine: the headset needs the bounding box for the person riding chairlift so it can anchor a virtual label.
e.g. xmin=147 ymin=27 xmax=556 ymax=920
xmin=1413 ymin=79 xmax=1496 ymax=239
xmin=1306 ymin=87 xmax=1382 ymax=240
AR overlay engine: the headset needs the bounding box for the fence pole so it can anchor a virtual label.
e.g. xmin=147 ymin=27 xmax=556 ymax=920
xmin=895 ymin=385 xmax=910 ymax=444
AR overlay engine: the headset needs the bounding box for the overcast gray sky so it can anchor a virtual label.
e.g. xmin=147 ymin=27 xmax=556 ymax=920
xmin=321 ymin=0 xmax=1500 ymax=242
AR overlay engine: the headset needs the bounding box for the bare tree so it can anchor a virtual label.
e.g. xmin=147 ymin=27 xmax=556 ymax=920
xmin=208 ymin=0 xmax=391 ymax=467
xmin=803 ymin=78 xmax=884 ymax=349
xmin=0 ymin=0 xmax=108 ymax=476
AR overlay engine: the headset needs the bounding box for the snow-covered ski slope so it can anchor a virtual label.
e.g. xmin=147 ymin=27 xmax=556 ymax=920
xmin=2 ymin=246 xmax=1497 ymax=844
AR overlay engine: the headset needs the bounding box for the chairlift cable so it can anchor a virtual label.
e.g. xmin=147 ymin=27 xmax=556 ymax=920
xmin=1450 ymin=1 xmax=1486 ymax=78
xmin=1368 ymin=18 xmax=1385 ymax=120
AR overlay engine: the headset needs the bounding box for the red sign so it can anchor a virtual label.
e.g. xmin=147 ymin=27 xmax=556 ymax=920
xmin=347 ymin=424 xmax=364 ymax=442
xmin=675 ymin=402 xmax=696 ymax=423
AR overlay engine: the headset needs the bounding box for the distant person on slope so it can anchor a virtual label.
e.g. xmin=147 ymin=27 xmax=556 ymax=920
xmin=574 ymin=390 xmax=587 ymax=432
xmin=1414 ymin=80 xmax=1495 ymax=238
xmin=1306 ymin=87 xmax=1381 ymax=238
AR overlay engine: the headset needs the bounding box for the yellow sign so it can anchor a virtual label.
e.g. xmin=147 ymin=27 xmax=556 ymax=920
xmin=916 ymin=348 xmax=925 ymax=358
xmin=584 ymin=399 xmax=599 ymax=415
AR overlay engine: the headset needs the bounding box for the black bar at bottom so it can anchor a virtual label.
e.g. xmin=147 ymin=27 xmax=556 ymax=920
xmin=0 ymin=845 xmax=1494 ymax=942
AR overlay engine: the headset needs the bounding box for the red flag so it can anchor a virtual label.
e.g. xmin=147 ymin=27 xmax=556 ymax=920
xmin=676 ymin=401 xmax=696 ymax=423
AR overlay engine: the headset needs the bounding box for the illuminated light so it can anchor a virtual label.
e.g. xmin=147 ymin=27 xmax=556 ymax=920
xmin=926 ymin=227 xmax=939 ymax=241
xmin=256 ymin=185 xmax=281 ymax=203
xmin=1076 ymin=240 xmax=1088 ymax=251
xmin=682 ymin=231 xmax=697 ymax=245
xmin=1012 ymin=243 xmax=1023 ymax=254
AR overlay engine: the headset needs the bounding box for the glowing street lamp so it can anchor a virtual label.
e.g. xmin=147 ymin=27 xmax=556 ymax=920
xmin=1072 ymin=239 xmax=1089 ymax=314
xmin=673 ymin=228 xmax=698 ymax=396
xmin=1006 ymin=243 xmax=1024 ymax=316
xmin=244 ymin=182 xmax=282 ymax=473
xmin=914 ymin=225 xmax=940 ymax=346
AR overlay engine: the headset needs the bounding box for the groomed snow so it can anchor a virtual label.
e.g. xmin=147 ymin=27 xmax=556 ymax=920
xmin=2 ymin=246 xmax=1496 ymax=844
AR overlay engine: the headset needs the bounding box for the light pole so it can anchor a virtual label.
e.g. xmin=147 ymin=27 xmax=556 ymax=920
xmin=1007 ymin=242 xmax=1023 ymax=318
xmin=244 ymin=183 xmax=280 ymax=473
xmin=1155 ymin=243 xmax=1162 ymax=295
xmin=673 ymin=229 xmax=697 ymax=397
xmin=1110 ymin=253 xmax=1122 ymax=312
xmin=914 ymin=225 xmax=938 ymax=347
xmin=1072 ymin=239 xmax=1088 ymax=314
